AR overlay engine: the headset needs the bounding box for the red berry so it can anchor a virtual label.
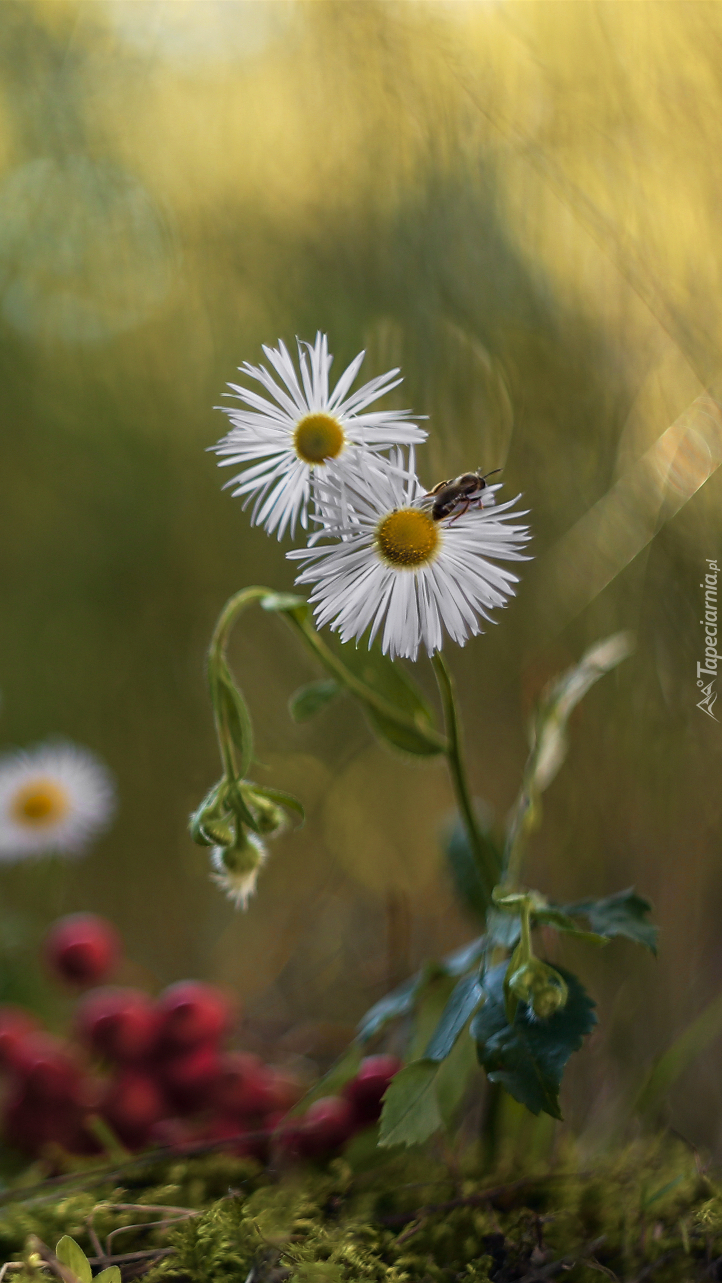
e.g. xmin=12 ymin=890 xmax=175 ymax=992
xmin=101 ymin=1070 xmax=166 ymax=1149
xmin=213 ymin=1052 xmax=275 ymax=1118
xmin=0 ymin=1006 xmax=40 ymax=1072
xmin=156 ymin=982 xmax=232 ymax=1051
xmin=265 ymin=1067 xmax=304 ymax=1113
xmin=44 ymin=914 xmax=121 ymax=987
xmin=273 ymin=1115 xmax=308 ymax=1161
xmin=299 ymin=1096 xmax=354 ymax=1158
xmin=343 ymin=1055 xmax=402 ymax=1126
xmin=148 ymin=1116 xmax=196 ymax=1152
xmin=156 ymin=1043 xmax=221 ymax=1114
xmin=12 ymin=1032 xmax=81 ymax=1103
xmin=75 ymin=987 xmax=159 ymax=1064
xmin=2 ymin=1084 xmax=82 ymax=1156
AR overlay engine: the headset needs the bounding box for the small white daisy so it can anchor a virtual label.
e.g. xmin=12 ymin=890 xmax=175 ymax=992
xmin=289 ymin=453 xmax=531 ymax=661
xmin=0 ymin=742 xmax=115 ymax=862
xmin=210 ymin=833 xmax=267 ymax=910
xmin=212 ymin=332 xmax=426 ymax=540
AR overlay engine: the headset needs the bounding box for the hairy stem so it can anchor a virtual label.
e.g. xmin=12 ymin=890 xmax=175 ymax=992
xmin=431 ymin=653 xmax=499 ymax=908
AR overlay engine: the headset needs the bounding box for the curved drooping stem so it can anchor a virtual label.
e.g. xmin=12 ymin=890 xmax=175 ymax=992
xmin=431 ymin=652 xmax=499 ymax=912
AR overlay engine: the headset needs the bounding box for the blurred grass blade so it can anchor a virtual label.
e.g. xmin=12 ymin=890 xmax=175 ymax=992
xmin=503 ymin=633 xmax=634 ymax=884
xmin=634 ymin=989 xmax=722 ymax=1122
xmin=532 ymin=632 xmax=635 ymax=793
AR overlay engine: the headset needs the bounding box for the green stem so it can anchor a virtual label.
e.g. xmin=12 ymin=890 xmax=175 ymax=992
xmin=207 ymin=586 xmax=270 ymax=781
xmin=431 ymin=653 xmax=499 ymax=907
xmin=206 ymin=587 xmax=448 ymax=786
xmin=284 ymin=613 xmax=448 ymax=754
xmin=209 ymin=585 xmax=270 ymax=661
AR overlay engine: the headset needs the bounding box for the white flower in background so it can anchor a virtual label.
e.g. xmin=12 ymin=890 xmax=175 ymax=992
xmin=212 ymin=332 xmax=426 ymax=540
xmin=289 ymin=452 xmax=531 ymax=661
xmin=210 ymin=833 xmax=267 ymax=910
xmin=0 ymin=742 xmax=115 ymax=861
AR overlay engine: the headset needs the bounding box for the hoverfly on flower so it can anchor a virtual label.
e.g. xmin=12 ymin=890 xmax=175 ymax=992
xmin=289 ymin=450 xmax=531 ymax=661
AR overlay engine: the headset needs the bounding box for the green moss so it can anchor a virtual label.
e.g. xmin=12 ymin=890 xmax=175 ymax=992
xmin=2 ymin=1138 xmax=721 ymax=1282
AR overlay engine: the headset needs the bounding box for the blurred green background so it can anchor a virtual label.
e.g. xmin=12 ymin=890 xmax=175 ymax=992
xmin=0 ymin=0 xmax=721 ymax=1149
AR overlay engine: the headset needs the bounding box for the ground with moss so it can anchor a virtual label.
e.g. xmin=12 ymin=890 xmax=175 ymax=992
xmin=1 ymin=1136 xmax=721 ymax=1283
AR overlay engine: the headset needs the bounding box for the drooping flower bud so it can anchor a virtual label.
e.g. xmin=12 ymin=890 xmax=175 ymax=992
xmin=245 ymin=789 xmax=287 ymax=837
xmin=210 ymin=829 xmax=267 ymax=910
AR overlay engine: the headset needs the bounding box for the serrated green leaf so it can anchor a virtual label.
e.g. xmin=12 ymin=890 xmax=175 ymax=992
xmin=562 ymin=888 xmax=658 ymax=954
xmin=444 ymin=814 xmax=502 ymax=922
xmin=378 ymin=1059 xmax=442 ymax=1148
xmin=95 ymin=1270 xmax=122 ymax=1283
xmin=471 ymin=963 xmax=597 ymax=1120
xmin=288 ymin=679 xmax=342 ymax=722
xmin=435 ymin=1021 xmax=478 ymax=1128
xmin=55 ymin=1237 xmax=92 ymax=1283
xmin=407 ymin=972 xmax=457 ymax=1061
xmin=424 ymin=973 xmax=484 ymax=1062
xmin=338 ymin=643 xmax=441 ymax=757
xmin=533 ymin=907 xmax=610 ymax=946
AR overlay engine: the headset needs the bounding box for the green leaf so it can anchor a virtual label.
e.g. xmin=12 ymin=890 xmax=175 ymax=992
xmin=215 ymin=662 xmax=254 ymax=778
xmin=532 ymin=907 xmax=610 ymax=946
xmin=337 ymin=643 xmax=442 ymax=757
xmin=471 ymin=963 xmax=597 ymax=1120
xmin=248 ymin=783 xmax=305 ymax=826
xmin=435 ymin=1022 xmax=478 ymax=1128
xmin=529 ymin=632 xmax=634 ymax=795
xmin=424 ymin=973 xmax=484 ymax=1062
xmin=95 ymin=1270 xmax=122 ymax=1283
xmin=407 ymin=972 xmax=457 ymax=1062
xmin=442 ymin=936 xmax=486 ymax=975
xmin=288 ymin=679 xmax=342 ymax=722
xmin=444 ymin=813 xmax=502 ymax=922
xmin=356 ymin=972 xmax=423 ymax=1044
xmin=378 ymin=1059 xmax=442 ymax=1148
xmin=55 ymin=1237 xmax=92 ymax=1283
xmin=356 ymin=942 xmax=486 ymax=1047
xmin=486 ymin=907 xmax=523 ymax=949
xmin=562 ymin=888 xmax=658 ymax=954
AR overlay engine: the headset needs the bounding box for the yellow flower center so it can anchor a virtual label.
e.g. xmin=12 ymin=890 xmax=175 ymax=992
xmin=375 ymin=507 xmax=440 ymax=568
xmin=11 ymin=779 xmax=70 ymax=828
xmin=293 ymin=413 xmax=345 ymax=465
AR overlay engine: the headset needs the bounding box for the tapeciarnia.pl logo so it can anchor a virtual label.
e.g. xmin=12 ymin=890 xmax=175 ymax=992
xmin=697 ymin=558 xmax=719 ymax=721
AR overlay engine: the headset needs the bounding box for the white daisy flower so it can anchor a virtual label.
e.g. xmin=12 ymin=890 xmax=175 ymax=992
xmin=212 ymin=332 xmax=426 ymax=540
xmin=289 ymin=453 xmax=531 ymax=661
xmin=0 ymin=742 xmax=115 ymax=862
xmin=210 ymin=833 xmax=267 ymax=910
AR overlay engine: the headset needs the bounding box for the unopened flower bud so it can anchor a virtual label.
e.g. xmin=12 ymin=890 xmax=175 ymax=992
xmin=210 ymin=829 xmax=267 ymax=911
xmin=247 ymin=791 xmax=286 ymax=837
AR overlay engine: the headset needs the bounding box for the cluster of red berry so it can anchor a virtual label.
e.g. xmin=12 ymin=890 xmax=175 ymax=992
xmin=0 ymin=913 xmax=401 ymax=1164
